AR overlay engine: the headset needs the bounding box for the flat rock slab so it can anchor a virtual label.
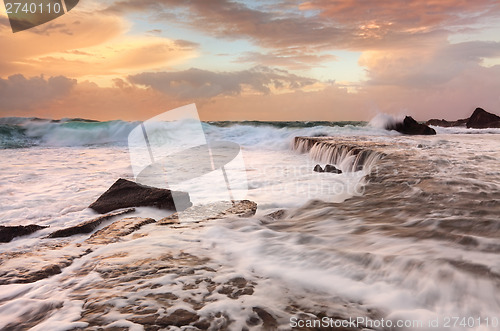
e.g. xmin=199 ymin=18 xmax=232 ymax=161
xmin=0 ymin=242 xmax=91 ymax=285
xmin=0 ymin=225 xmax=49 ymax=243
xmin=47 ymin=208 xmax=135 ymax=238
xmin=158 ymin=200 xmax=257 ymax=225
xmin=89 ymin=178 xmax=192 ymax=214
xmin=86 ymin=217 xmax=156 ymax=245
xmin=2 ymin=215 xmax=155 ymax=285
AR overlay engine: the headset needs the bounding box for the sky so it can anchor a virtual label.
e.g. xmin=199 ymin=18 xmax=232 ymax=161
xmin=1 ymin=0 xmax=500 ymax=121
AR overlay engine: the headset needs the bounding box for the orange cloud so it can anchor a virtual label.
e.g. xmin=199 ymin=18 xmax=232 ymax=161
xmin=0 ymin=7 xmax=197 ymax=79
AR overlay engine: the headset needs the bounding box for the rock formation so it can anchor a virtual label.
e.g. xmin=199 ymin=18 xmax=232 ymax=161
xmin=313 ymin=164 xmax=324 ymax=172
xmin=89 ymin=178 xmax=192 ymax=214
xmin=427 ymin=107 xmax=500 ymax=129
xmin=426 ymin=118 xmax=468 ymax=127
xmin=324 ymin=164 xmax=342 ymax=174
xmin=386 ymin=116 xmax=436 ymax=135
xmin=0 ymin=224 xmax=48 ymax=243
xmin=466 ymin=108 xmax=500 ymax=128
xmin=47 ymin=208 xmax=135 ymax=238
xmin=314 ymin=164 xmax=343 ymax=174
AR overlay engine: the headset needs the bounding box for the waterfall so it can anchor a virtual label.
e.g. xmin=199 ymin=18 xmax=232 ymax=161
xmin=292 ymin=137 xmax=385 ymax=173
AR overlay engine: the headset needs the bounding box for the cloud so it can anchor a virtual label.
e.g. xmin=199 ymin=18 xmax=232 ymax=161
xmin=359 ymin=41 xmax=500 ymax=87
xmin=236 ymin=49 xmax=337 ymax=70
xmin=128 ymin=67 xmax=318 ymax=99
xmin=0 ymin=10 xmax=126 ymax=76
xmin=0 ymin=74 xmax=76 ymax=111
xmin=104 ymin=0 xmax=500 ymax=52
xmin=0 ymin=8 xmax=197 ymax=78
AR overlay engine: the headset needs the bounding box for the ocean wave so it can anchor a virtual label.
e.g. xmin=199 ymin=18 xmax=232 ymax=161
xmin=3 ymin=115 xmax=497 ymax=150
xmin=0 ymin=117 xmax=139 ymax=148
xmin=0 ymin=117 xmax=389 ymax=150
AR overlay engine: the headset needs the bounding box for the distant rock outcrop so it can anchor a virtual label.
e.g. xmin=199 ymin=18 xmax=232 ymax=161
xmin=89 ymin=178 xmax=192 ymax=214
xmin=386 ymin=116 xmax=436 ymax=135
xmin=427 ymin=108 xmax=500 ymax=129
xmin=0 ymin=225 xmax=48 ymax=243
xmin=426 ymin=118 xmax=468 ymax=127
xmin=466 ymin=108 xmax=500 ymax=128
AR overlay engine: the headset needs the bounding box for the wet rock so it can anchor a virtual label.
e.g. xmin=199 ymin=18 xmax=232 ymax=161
xmin=252 ymin=307 xmax=278 ymax=330
xmin=156 ymin=309 xmax=199 ymax=327
xmin=47 ymin=208 xmax=135 ymax=238
xmin=0 ymin=245 xmax=92 ymax=285
xmin=158 ymin=200 xmax=257 ymax=225
xmin=218 ymin=277 xmax=255 ymax=299
xmin=386 ymin=116 xmax=436 ymax=135
xmin=218 ymin=200 xmax=257 ymax=218
xmin=0 ymin=225 xmax=48 ymax=243
xmin=466 ymin=107 xmax=500 ymax=128
xmin=313 ymin=164 xmax=324 ymax=172
xmin=85 ymin=217 xmax=156 ymax=245
xmin=324 ymin=164 xmax=342 ymax=174
xmin=89 ymin=178 xmax=192 ymax=214
xmin=265 ymin=209 xmax=287 ymax=220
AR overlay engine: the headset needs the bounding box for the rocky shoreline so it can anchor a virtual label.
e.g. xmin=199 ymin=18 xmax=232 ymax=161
xmin=0 ymin=197 xmax=379 ymax=330
xmin=382 ymin=107 xmax=500 ymax=135
xmin=0 ymin=175 xmax=384 ymax=330
xmin=426 ymin=107 xmax=500 ymax=129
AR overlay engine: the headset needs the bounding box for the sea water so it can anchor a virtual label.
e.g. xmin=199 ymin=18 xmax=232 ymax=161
xmin=0 ymin=118 xmax=499 ymax=330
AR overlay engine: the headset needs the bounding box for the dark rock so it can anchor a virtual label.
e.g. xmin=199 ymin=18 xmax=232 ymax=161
xmin=466 ymin=108 xmax=500 ymax=128
xmin=387 ymin=116 xmax=436 ymax=135
xmin=156 ymin=309 xmax=199 ymax=327
xmin=47 ymin=208 xmax=135 ymax=238
xmin=324 ymin=164 xmax=342 ymax=174
xmin=0 ymin=225 xmax=49 ymax=243
xmin=426 ymin=118 xmax=468 ymax=127
xmin=426 ymin=108 xmax=500 ymax=129
xmin=89 ymin=178 xmax=192 ymax=214
xmin=252 ymin=307 xmax=278 ymax=330
xmin=313 ymin=164 xmax=324 ymax=172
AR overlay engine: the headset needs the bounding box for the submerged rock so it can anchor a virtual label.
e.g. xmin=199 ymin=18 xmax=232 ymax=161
xmin=324 ymin=164 xmax=342 ymax=174
xmin=0 ymin=225 xmax=49 ymax=243
xmin=264 ymin=209 xmax=287 ymax=220
xmin=313 ymin=164 xmax=324 ymax=172
xmin=47 ymin=208 xmax=135 ymax=238
xmin=314 ymin=164 xmax=342 ymax=174
xmin=386 ymin=116 xmax=436 ymax=135
xmin=85 ymin=217 xmax=156 ymax=245
xmin=158 ymin=200 xmax=257 ymax=225
xmin=89 ymin=178 xmax=192 ymax=214
xmin=466 ymin=108 xmax=500 ymax=128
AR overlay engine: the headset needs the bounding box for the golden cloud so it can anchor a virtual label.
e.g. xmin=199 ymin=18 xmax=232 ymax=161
xmin=0 ymin=7 xmax=197 ymax=79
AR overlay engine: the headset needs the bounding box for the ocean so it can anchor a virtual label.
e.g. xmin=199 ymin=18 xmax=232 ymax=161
xmin=0 ymin=117 xmax=499 ymax=330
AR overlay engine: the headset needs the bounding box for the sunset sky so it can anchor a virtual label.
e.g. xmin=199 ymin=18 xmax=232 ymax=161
xmin=1 ymin=0 xmax=500 ymax=121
